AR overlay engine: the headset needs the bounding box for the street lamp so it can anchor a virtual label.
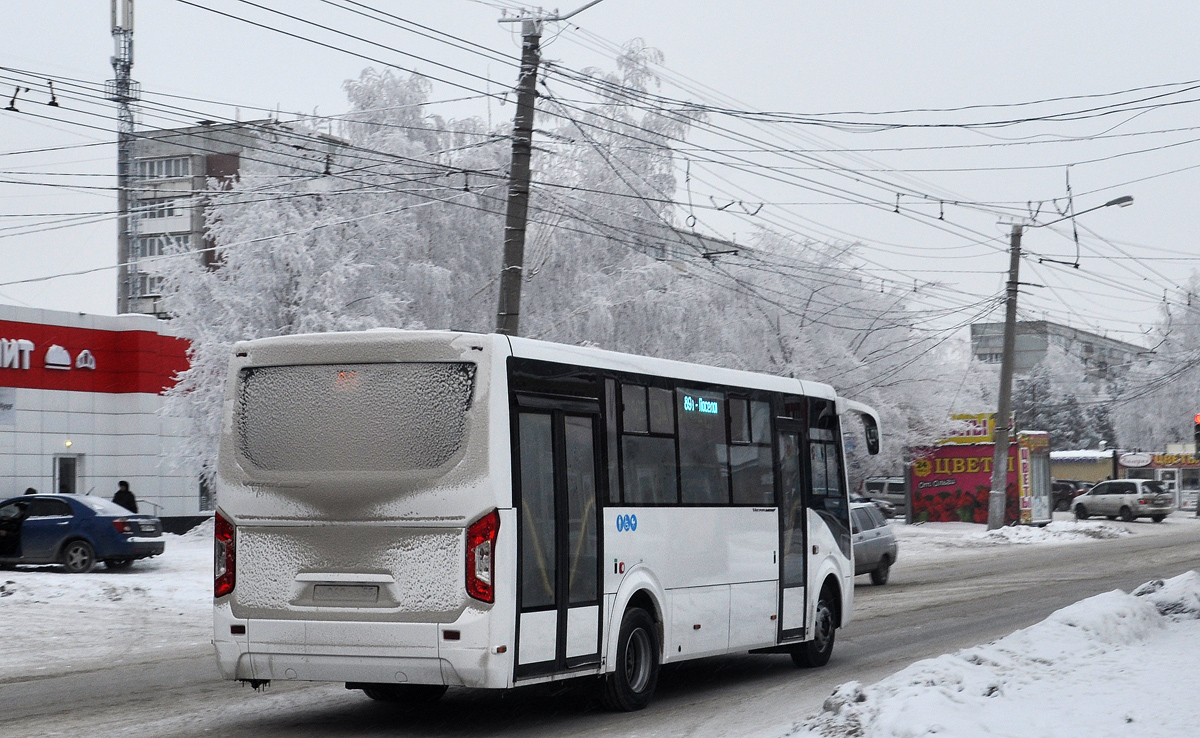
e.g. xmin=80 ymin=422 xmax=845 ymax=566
xmin=985 ymin=195 xmax=1134 ymax=530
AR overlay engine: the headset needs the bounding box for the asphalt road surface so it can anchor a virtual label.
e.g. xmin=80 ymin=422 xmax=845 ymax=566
xmin=8 ymin=521 xmax=1200 ymax=738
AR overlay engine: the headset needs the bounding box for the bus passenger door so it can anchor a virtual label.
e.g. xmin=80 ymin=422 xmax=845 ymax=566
xmin=514 ymin=408 xmax=602 ymax=678
xmin=777 ymin=426 xmax=807 ymax=639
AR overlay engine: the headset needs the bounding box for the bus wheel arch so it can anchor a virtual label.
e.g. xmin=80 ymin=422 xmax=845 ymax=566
xmin=606 ymin=573 xmax=666 ymax=667
xmin=616 ymin=588 xmax=664 ymax=659
xmin=821 ymin=575 xmax=843 ymax=628
xmin=792 ymin=576 xmax=841 ymax=668
xmin=602 ymin=597 xmax=661 ymax=711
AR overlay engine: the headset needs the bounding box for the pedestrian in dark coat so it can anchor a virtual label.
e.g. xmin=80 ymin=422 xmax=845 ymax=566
xmin=113 ymin=481 xmax=138 ymax=514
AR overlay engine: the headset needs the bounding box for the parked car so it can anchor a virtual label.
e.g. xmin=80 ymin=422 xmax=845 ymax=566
xmin=851 ymin=494 xmax=897 ymax=519
xmin=0 ymin=494 xmax=164 ymax=573
xmin=1051 ymin=479 xmax=1091 ymax=512
xmin=1072 ymin=479 xmax=1173 ymax=523
xmin=862 ymin=476 xmax=907 ymax=513
xmin=851 ymin=502 xmax=898 ymax=585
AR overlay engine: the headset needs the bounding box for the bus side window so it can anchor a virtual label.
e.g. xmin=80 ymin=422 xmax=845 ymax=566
xmin=622 ymin=385 xmax=648 ymax=433
xmin=677 ymin=387 xmax=729 ymax=505
xmin=605 ymin=378 xmax=620 ymax=504
xmin=730 ymin=399 xmax=750 ymax=444
xmin=731 ymin=398 xmax=773 ymax=505
xmin=620 ymin=382 xmax=678 ymax=505
xmin=648 ymin=387 xmax=674 ymax=435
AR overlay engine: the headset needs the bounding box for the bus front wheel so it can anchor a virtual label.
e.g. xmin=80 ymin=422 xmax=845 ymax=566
xmin=791 ymin=588 xmax=836 ymax=668
xmin=601 ymin=607 xmax=659 ymax=712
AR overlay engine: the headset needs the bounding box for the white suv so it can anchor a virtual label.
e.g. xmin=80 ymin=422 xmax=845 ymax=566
xmin=1072 ymin=479 xmax=1173 ymax=523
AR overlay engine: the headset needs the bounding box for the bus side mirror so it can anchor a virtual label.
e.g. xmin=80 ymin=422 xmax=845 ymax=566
xmin=862 ymin=415 xmax=880 ymax=455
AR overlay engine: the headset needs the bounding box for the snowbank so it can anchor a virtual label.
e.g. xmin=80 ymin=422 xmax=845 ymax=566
xmin=0 ymin=530 xmax=212 ymax=680
xmin=887 ymin=514 xmax=1200 ymax=566
xmin=791 ymin=571 xmax=1200 ymax=738
xmin=966 ymin=519 xmax=1132 ymax=544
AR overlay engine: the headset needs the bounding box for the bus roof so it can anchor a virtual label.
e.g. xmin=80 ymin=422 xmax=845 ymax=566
xmin=232 ymin=329 xmax=841 ymax=402
xmin=504 ymin=334 xmax=837 ymax=401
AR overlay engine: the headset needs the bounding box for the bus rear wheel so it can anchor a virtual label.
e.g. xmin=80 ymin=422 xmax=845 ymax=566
xmin=601 ymin=607 xmax=659 ymax=712
xmin=358 ymin=684 xmax=447 ymax=705
xmin=791 ymin=588 xmax=836 ymax=668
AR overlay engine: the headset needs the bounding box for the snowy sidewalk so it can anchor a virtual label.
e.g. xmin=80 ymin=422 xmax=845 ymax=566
xmin=789 ymin=571 xmax=1200 ymax=738
xmin=0 ymin=520 xmax=213 ymax=682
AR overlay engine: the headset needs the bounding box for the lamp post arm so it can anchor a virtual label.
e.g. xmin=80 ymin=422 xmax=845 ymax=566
xmin=1031 ymin=195 xmax=1133 ymax=229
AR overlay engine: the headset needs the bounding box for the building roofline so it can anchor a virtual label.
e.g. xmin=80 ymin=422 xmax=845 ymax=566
xmin=970 ymin=319 xmax=1145 ymax=354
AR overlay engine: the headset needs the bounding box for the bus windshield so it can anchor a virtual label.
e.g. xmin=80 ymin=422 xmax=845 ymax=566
xmin=235 ymin=362 xmax=475 ymax=473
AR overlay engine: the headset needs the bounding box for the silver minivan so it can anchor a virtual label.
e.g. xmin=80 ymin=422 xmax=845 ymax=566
xmin=851 ymin=502 xmax=898 ymax=585
xmin=1073 ymin=479 xmax=1173 ymax=522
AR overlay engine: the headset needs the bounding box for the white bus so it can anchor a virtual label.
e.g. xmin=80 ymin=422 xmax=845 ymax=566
xmin=212 ymin=330 xmax=880 ymax=711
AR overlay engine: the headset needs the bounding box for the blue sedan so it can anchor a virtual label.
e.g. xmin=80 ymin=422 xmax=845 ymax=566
xmin=0 ymin=494 xmax=165 ymax=573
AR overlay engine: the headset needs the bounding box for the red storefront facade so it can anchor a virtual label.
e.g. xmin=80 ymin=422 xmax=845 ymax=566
xmin=0 ymin=304 xmax=201 ymax=521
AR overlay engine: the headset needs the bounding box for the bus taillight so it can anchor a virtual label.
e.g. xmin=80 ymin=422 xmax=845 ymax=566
xmin=466 ymin=509 xmax=500 ymax=603
xmin=215 ymin=511 xmax=236 ymax=598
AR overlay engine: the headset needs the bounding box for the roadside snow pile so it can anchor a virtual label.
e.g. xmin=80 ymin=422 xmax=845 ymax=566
xmin=1132 ymin=574 xmax=1200 ymax=618
xmin=791 ymin=571 xmax=1200 ymax=738
xmin=890 ymin=516 xmax=1154 ymax=564
xmin=967 ymin=519 xmax=1132 ymax=545
xmin=184 ymin=514 xmax=215 ymax=539
xmin=0 ymin=530 xmax=212 ymax=680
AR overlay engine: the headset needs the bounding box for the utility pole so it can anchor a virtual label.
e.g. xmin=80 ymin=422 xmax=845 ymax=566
xmin=107 ymin=0 xmax=140 ymax=314
xmin=494 ymin=18 xmax=541 ymax=336
xmin=987 ymin=195 xmax=1133 ymax=530
xmin=494 ymin=0 xmax=606 ymax=336
xmin=986 ymin=225 xmax=1021 ymax=530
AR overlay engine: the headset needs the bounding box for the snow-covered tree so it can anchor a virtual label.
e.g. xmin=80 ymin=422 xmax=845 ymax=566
xmin=160 ymin=49 xmax=1000 ymax=490
xmin=1013 ymin=345 xmax=1114 ymax=451
xmin=159 ymin=71 xmax=509 ymax=481
xmin=1111 ymin=273 xmax=1200 ymax=450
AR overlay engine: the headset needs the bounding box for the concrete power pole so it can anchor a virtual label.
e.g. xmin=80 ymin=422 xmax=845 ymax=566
xmin=107 ymin=0 xmax=140 ymax=314
xmin=494 ymin=0 xmax=606 ymax=336
xmin=987 ymin=195 xmax=1133 ymax=530
xmin=987 ymin=225 xmax=1022 ymax=530
xmin=494 ymin=18 xmax=541 ymax=337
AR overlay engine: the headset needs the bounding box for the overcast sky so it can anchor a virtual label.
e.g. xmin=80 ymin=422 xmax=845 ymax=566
xmin=3 ymin=1 xmax=1199 ymax=347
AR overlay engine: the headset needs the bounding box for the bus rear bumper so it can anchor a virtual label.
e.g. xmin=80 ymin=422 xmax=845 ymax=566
xmin=213 ymin=604 xmax=507 ymax=689
xmin=233 ymin=652 xmax=455 ymax=686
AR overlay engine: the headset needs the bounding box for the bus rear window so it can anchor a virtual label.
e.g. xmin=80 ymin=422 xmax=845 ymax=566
xmin=236 ymin=362 xmax=475 ymax=473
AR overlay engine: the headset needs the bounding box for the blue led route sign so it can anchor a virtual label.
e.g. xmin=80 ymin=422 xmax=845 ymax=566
xmin=682 ymin=395 xmax=719 ymax=415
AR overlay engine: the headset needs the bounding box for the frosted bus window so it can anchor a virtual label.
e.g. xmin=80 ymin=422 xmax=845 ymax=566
xmin=622 ymin=384 xmax=648 ymax=434
xmin=236 ymin=362 xmax=474 ymax=473
xmin=648 ymin=387 xmax=675 ymax=435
